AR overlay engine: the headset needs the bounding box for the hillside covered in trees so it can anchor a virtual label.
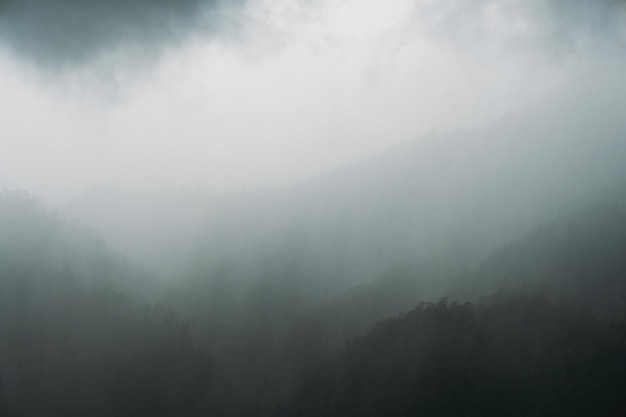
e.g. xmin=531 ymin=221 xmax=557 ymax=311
xmin=275 ymin=296 xmax=626 ymax=417
xmin=0 ymin=193 xmax=231 ymax=417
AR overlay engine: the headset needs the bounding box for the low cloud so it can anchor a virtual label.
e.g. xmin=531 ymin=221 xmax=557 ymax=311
xmin=411 ymin=0 xmax=626 ymax=58
xmin=1 ymin=0 xmax=624 ymax=70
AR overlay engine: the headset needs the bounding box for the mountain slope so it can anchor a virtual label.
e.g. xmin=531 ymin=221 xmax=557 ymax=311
xmin=188 ymin=70 xmax=626 ymax=294
xmin=0 ymin=191 xmax=231 ymax=417
xmin=65 ymin=71 xmax=626 ymax=296
xmin=275 ymin=296 xmax=626 ymax=417
xmin=450 ymin=192 xmax=626 ymax=319
xmin=0 ymin=191 xmax=159 ymax=300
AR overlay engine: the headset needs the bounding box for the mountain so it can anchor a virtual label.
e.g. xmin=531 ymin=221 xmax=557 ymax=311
xmin=183 ymin=69 xmax=626 ymax=299
xmin=450 ymin=189 xmax=626 ymax=320
xmin=61 ymin=187 xmax=220 ymax=279
xmin=0 ymin=191 xmax=232 ymax=417
xmin=65 ymin=71 xmax=626 ymax=296
xmin=168 ymin=68 xmax=626 ymax=360
xmin=0 ymin=191 xmax=159 ymax=299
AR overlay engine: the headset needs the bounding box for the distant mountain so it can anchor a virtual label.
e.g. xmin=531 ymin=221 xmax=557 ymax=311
xmin=63 ymin=72 xmax=626 ymax=296
xmin=62 ymin=187 xmax=220 ymax=279
xmin=450 ymin=190 xmax=626 ymax=320
xmin=0 ymin=191 xmax=159 ymax=300
xmin=187 ymin=69 xmax=626 ymax=293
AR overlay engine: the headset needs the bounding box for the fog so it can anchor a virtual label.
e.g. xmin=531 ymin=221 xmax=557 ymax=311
xmin=3 ymin=0 xmax=624 ymax=203
xmin=1 ymin=1 xmax=626 ymax=416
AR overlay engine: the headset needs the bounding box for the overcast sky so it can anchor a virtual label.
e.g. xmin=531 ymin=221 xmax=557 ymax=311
xmin=1 ymin=0 xmax=624 ymax=202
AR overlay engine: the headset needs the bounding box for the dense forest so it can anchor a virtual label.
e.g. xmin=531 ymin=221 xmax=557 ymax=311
xmin=275 ymin=296 xmax=626 ymax=417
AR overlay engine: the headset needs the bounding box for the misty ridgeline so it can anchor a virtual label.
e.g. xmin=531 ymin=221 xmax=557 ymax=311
xmin=2 ymin=75 xmax=626 ymax=415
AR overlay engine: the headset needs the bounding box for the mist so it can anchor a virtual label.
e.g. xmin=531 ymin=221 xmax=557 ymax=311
xmin=2 ymin=0 xmax=626 ymax=416
xmin=3 ymin=0 xmax=624 ymax=202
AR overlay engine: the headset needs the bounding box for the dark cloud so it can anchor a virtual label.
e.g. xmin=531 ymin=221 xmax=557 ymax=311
xmin=1 ymin=0 xmax=624 ymax=70
xmin=0 ymin=0 xmax=245 ymax=68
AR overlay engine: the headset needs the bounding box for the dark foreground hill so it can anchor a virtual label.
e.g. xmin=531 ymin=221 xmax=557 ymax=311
xmin=275 ymin=296 xmax=626 ymax=417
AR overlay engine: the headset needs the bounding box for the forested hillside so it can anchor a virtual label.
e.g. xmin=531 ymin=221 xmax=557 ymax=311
xmin=275 ymin=296 xmax=626 ymax=417
xmin=0 ymin=193 xmax=229 ymax=416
